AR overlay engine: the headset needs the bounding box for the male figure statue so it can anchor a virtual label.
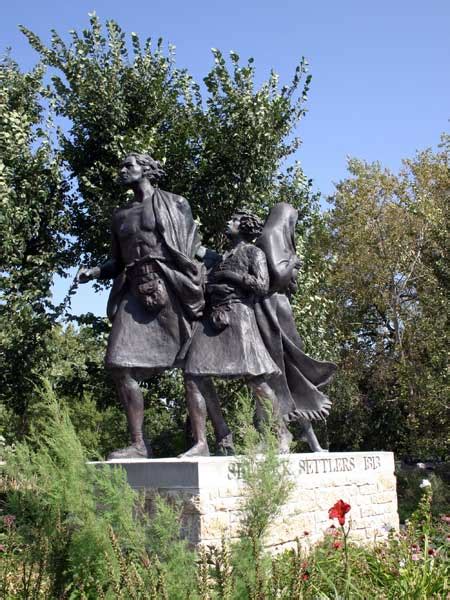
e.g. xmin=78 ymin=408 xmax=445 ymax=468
xmin=76 ymin=153 xmax=205 ymax=459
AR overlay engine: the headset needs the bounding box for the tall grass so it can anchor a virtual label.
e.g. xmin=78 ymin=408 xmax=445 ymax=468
xmin=0 ymin=381 xmax=448 ymax=598
xmin=0 ymin=380 xmax=196 ymax=598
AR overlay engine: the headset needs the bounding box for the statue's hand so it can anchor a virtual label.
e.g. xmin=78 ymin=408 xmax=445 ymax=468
xmin=75 ymin=266 xmax=99 ymax=284
xmin=242 ymin=274 xmax=257 ymax=290
xmin=207 ymin=283 xmax=234 ymax=295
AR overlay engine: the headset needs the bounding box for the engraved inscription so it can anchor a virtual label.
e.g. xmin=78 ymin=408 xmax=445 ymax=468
xmin=228 ymin=455 xmax=383 ymax=480
xmin=228 ymin=462 xmax=244 ymax=480
xmin=298 ymin=456 xmax=356 ymax=475
xmin=363 ymin=456 xmax=381 ymax=470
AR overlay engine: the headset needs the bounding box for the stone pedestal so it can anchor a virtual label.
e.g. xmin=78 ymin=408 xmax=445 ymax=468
xmin=94 ymin=452 xmax=399 ymax=551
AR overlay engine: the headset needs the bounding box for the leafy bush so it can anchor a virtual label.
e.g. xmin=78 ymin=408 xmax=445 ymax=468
xmin=0 ymin=384 xmax=449 ymax=599
xmin=0 ymin=380 xmax=195 ymax=598
xmin=396 ymin=465 xmax=450 ymax=523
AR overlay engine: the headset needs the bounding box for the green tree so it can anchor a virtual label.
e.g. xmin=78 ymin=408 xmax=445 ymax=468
xmin=0 ymin=54 xmax=70 ymax=439
xmin=2 ymin=15 xmax=322 ymax=456
xmin=325 ymin=139 xmax=449 ymax=458
xmin=20 ymin=12 xmax=312 ymax=262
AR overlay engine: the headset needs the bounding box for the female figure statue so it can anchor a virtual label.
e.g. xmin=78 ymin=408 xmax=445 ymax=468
xmin=183 ymin=204 xmax=336 ymax=456
xmin=255 ymin=203 xmax=336 ymax=451
xmin=182 ymin=210 xmax=285 ymax=456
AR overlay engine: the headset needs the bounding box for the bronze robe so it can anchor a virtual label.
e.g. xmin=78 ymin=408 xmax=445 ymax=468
xmin=100 ymin=188 xmax=204 ymax=372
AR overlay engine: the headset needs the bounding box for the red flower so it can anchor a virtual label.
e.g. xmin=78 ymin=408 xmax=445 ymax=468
xmin=301 ymin=572 xmax=309 ymax=581
xmin=328 ymin=500 xmax=351 ymax=526
xmin=428 ymin=548 xmax=437 ymax=558
xmin=333 ymin=541 xmax=343 ymax=549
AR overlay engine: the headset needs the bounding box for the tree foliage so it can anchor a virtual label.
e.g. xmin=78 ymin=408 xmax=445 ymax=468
xmin=0 ymin=54 xmax=70 ymax=436
xmin=1 ymin=15 xmax=448 ymax=460
xmin=20 ymin=12 xmax=312 ymax=265
xmin=2 ymin=15 xmax=319 ymax=456
xmin=325 ymin=139 xmax=449 ymax=457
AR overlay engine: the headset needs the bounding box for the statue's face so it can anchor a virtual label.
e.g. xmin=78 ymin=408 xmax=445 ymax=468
xmin=292 ymin=257 xmax=301 ymax=279
xmin=225 ymin=214 xmax=242 ymax=239
xmin=289 ymin=257 xmax=302 ymax=292
xmin=119 ymin=155 xmax=144 ymax=186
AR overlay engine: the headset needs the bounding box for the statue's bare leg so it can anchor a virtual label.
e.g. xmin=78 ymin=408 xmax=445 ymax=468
xmin=179 ymin=375 xmax=210 ymax=457
xmin=199 ymin=377 xmax=234 ymax=455
xmin=297 ymin=416 xmax=327 ymax=452
xmin=248 ymin=378 xmax=292 ymax=454
xmin=107 ymin=367 xmax=151 ymax=460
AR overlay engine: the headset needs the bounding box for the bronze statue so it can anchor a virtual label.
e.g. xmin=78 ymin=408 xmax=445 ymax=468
xmin=183 ymin=210 xmax=288 ymax=456
xmin=76 ymin=154 xmax=335 ymax=458
xmin=76 ymin=153 xmax=206 ymax=459
xmin=254 ymin=203 xmax=336 ymax=451
xmin=184 ymin=204 xmax=336 ymax=455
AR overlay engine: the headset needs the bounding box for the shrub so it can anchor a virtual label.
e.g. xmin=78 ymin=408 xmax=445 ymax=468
xmin=0 ymin=381 xmax=448 ymax=598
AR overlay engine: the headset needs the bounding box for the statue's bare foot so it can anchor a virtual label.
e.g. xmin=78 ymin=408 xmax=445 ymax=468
xmin=310 ymin=444 xmax=328 ymax=453
xmin=178 ymin=442 xmax=210 ymax=458
xmin=301 ymin=429 xmax=327 ymax=453
xmin=217 ymin=433 xmax=235 ymax=456
xmin=297 ymin=418 xmax=328 ymax=453
xmin=107 ymin=441 xmax=151 ymax=460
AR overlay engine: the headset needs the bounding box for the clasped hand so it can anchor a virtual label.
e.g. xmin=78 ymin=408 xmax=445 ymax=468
xmin=75 ymin=266 xmax=99 ymax=284
xmin=213 ymin=269 xmax=257 ymax=291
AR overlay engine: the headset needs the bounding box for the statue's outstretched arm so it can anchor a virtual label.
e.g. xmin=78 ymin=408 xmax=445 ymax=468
xmin=76 ymin=227 xmax=123 ymax=284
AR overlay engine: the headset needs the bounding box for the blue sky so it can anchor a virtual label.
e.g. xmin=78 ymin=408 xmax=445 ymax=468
xmin=2 ymin=0 xmax=449 ymax=316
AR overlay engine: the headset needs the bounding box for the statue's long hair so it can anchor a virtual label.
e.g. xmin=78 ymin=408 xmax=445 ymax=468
xmin=126 ymin=152 xmax=166 ymax=184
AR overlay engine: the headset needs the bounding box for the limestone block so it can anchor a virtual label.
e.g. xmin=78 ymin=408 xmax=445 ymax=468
xmin=313 ymin=510 xmax=336 ymax=530
xmin=380 ymin=513 xmax=400 ymax=530
xmin=91 ymin=451 xmax=399 ymax=552
xmin=358 ymin=483 xmax=378 ymax=495
xmin=360 ymin=504 xmax=388 ymax=518
xmin=200 ymin=511 xmax=231 ymax=539
xmin=354 ymin=494 xmax=372 ymax=507
xmin=377 ymin=474 xmax=397 ymax=491
xmin=267 ymin=512 xmax=316 ymax=541
xmin=373 ymin=491 xmax=396 ymax=504
xmin=217 ymin=482 xmax=244 ymax=498
xmin=288 ymin=489 xmax=317 ymax=512
xmin=314 ymin=486 xmax=357 ymax=511
xmin=207 ymin=496 xmax=239 ymax=512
